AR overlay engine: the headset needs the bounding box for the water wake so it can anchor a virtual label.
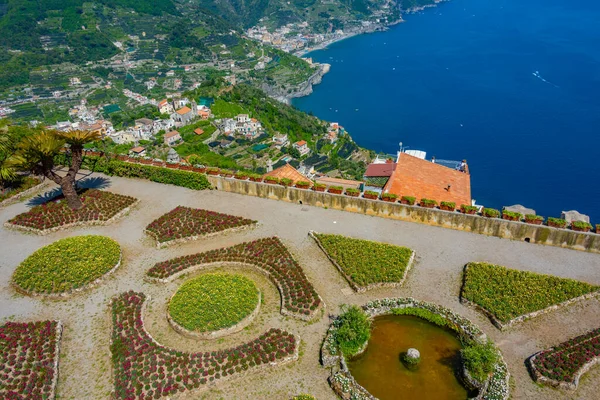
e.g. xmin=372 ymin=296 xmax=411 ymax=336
xmin=532 ymin=71 xmax=559 ymax=88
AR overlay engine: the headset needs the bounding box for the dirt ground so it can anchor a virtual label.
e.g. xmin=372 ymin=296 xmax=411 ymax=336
xmin=0 ymin=172 xmax=599 ymax=400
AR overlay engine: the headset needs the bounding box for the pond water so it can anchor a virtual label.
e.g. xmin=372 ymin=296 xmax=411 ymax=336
xmin=348 ymin=315 xmax=470 ymax=400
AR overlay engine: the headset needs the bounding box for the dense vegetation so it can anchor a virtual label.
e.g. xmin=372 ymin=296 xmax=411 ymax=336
xmin=334 ymin=305 xmax=371 ymax=357
xmin=462 ymin=262 xmax=599 ymax=324
xmin=461 ymin=340 xmax=499 ymax=382
xmin=13 ymin=235 xmax=121 ymax=294
xmin=313 ymin=233 xmax=414 ymax=288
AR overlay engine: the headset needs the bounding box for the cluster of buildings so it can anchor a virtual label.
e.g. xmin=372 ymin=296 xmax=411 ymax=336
xmin=123 ymin=89 xmax=156 ymax=106
xmin=246 ymin=23 xmax=314 ymax=53
xmin=218 ymin=114 xmax=263 ymax=140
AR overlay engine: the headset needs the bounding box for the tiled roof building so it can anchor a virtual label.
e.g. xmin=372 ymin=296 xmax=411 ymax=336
xmin=263 ymin=163 xmax=309 ymax=183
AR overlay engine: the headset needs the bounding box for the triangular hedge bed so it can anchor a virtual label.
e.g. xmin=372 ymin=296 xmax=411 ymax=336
xmin=460 ymin=262 xmax=600 ymax=330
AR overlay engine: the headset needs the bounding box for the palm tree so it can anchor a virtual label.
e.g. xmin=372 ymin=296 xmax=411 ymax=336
xmin=10 ymin=129 xmax=101 ymax=209
xmin=0 ymin=124 xmax=17 ymax=192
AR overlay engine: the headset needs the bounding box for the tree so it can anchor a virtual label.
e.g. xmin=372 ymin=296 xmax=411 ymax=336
xmin=10 ymin=129 xmax=100 ymax=209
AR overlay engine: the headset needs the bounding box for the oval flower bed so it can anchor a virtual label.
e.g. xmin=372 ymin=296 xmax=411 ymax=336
xmin=310 ymin=232 xmax=415 ymax=292
xmin=145 ymin=206 xmax=256 ymax=248
xmin=322 ymin=298 xmax=510 ymax=400
xmin=0 ymin=320 xmax=63 ymax=400
xmin=13 ymin=235 xmax=122 ymax=297
xmin=168 ymin=273 xmax=260 ymax=338
xmin=111 ymin=291 xmax=298 ymax=399
xmin=147 ymin=237 xmax=321 ymax=320
xmin=6 ymin=189 xmax=138 ymax=234
xmin=527 ymin=327 xmax=600 ymax=390
xmin=461 ymin=262 xmax=600 ymax=330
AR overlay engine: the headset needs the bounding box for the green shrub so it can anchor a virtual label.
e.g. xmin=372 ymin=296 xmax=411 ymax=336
xmin=392 ymin=307 xmax=452 ymax=330
xmin=482 ymin=208 xmax=500 ymax=218
xmin=264 ymin=176 xmax=279 ymax=183
xmin=461 ymin=204 xmax=478 ymax=213
xmin=313 ymin=233 xmax=413 ymax=287
xmin=462 ymin=262 xmax=599 ymax=324
xmin=525 ymin=214 xmax=544 ymax=222
xmin=169 ymin=273 xmax=259 ymax=332
xmin=572 ymin=220 xmax=592 ymax=230
xmin=313 ymin=182 xmax=326 ymax=188
xmin=329 ymin=185 xmax=343 ymax=191
xmin=420 ymin=198 xmax=438 ymax=206
xmin=548 ymin=217 xmax=567 ymax=227
xmin=13 ymin=235 xmax=121 ymax=294
xmin=69 ymin=156 xmax=211 ymax=191
xmin=461 ymin=340 xmax=499 ymax=382
xmin=364 ymin=190 xmax=379 ymax=196
xmin=346 ymin=188 xmax=360 ymax=194
xmin=0 ymin=176 xmax=41 ymax=202
xmin=280 ymin=177 xmax=293 ymax=186
xmin=335 ymin=305 xmax=371 ymax=357
xmin=440 ymin=201 xmax=456 ymax=209
xmin=296 ymin=180 xmax=310 ymax=186
xmin=401 ymin=195 xmax=416 ymax=205
xmin=502 ymin=210 xmax=522 ymax=219
xmin=382 ymin=193 xmax=398 ymax=200
xmin=220 ymin=169 xmax=234 ymax=175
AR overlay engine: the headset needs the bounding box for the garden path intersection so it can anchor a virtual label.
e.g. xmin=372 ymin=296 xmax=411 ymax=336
xmin=0 ymin=172 xmax=599 ymax=399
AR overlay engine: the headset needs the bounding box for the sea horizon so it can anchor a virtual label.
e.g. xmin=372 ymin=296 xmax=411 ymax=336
xmin=293 ymin=0 xmax=600 ymax=223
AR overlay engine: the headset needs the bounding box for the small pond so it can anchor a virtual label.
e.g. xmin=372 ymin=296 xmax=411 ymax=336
xmin=348 ymin=315 xmax=472 ymax=400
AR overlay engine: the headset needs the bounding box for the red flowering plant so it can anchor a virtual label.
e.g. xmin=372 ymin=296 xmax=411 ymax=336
xmin=147 ymin=237 xmax=321 ymax=319
xmin=0 ymin=320 xmax=62 ymax=400
xmin=7 ymin=189 xmax=137 ymax=232
xmin=531 ymin=327 xmax=600 ymax=385
xmin=145 ymin=206 xmax=256 ymax=246
xmin=111 ymin=292 xmax=298 ymax=399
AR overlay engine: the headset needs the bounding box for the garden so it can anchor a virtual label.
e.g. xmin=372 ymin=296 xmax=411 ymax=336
xmin=145 ymin=206 xmax=256 ymax=247
xmin=111 ymin=291 xmax=298 ymax=399
xmin=12 ymin=235 xmax=121 ymax=296
xmin=168 ymin=273 xmax=260 ymax=335
xmin=310 ymin=232 xmax=414 ymax=291
xmin=147 ymin=237 xmax=321 ymax=320
xmin=0 ymin=320 xmax=62 ymax=399
xmin=0 ymin=176 xmax=42 ymax=204
xmin=461 ymin=262 xmax=600 ymax=329
xmin=6 ymin=189 xmax=138 ymax=233
xmin=528 ymin=327 xmax=600 ymax=389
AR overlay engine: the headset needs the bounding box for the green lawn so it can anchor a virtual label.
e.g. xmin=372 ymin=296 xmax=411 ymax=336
xmin=211 ymin=99 xmax=248 ymax=118
xmin=462 ymin=262 xmax=599 ymax=324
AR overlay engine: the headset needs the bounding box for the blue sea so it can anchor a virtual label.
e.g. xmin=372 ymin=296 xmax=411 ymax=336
xmin=293 ymin=0 xmax=600 ymax=223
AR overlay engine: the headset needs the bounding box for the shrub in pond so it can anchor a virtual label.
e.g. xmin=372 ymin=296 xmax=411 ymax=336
xmin=335 ymin=305 xmax=371 ymax=358
xmin=461 ymin=340 xmax=499 ymax=383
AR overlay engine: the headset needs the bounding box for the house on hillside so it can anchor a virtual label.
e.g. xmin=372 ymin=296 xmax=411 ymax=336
xmin=363 ymin=161 xmax=397 ymax=193
xmin=272 ymin=133 xmax=289 ymax=148
xmin=383 ymin=152 xmax=471 ymax=206
xmin=194 ymin=128 xmax=204 ymax=135
xmin=327 ymin=131 xmax=338 ymax=144
xmin=129 ymin=146 xmax=146 ymax=157
xmin=164 ymin=130 xmax=182 ymax=146
xmin=158 ymin=99 xmax=173 ymax=114
xmin=173 ymin=106 xmax=196 ymax=127
xmin=293 ymin=140 xmax=310 ymax=156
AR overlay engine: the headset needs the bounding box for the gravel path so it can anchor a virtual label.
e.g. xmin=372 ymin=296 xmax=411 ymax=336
xmin=0 ymin=172 xmax=599 ymax=400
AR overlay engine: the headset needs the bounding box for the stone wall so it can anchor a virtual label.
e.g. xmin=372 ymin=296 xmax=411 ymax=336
xmin=207 ymin=176 xmax=600 ymax=253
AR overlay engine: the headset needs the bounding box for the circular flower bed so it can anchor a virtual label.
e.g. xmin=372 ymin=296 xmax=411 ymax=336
xmin=13 ymin=235 xmax=121 ymax=296
xmin=168 ymin=274 xmax=260 ymax=336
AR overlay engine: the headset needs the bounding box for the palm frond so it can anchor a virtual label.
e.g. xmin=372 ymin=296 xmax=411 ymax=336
xmin=53 ymin=129 xmax=101 ymax=147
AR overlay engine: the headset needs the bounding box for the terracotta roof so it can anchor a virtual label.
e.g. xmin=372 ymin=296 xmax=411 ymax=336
xmin=295 ymin=140 xmax=307 ymax=146
xmin=130 ymin=146 xmax=145 ymax=153
xmin=364 ymin=163 xmax=397 ymax=177
xmin=176 ymin=106 xmax=192 ymax=115
xmin=263 ymin=164 xmax=309 ymax=183
xmin=165 ymin=130 xmax=180 ymax=138
xmin=194 ymin=128 xmax=204 ymax=135
xmin=316 ymin=176 xmax=362 ymax=188
xmin=384 ymin=153 xmax=471 ymax=206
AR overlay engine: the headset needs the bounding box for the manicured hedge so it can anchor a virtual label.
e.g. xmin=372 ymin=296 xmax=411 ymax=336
xmin=111 ymin=292 xmax=297 ymax=399
xmin=145 ymin=206 xmax=256 ymax=244
xmin=7 ymin=189 xmax=137 ymax=232
xmin=61 ymin=155 xmax=211 ymax=191
xmin=530 ymin=326 xmax=600 ymax=385
xmin=169 ymin=274 xmax=259 ymax=332
xmin=462 ymin=262 xmax=599 ymax=324
xmin=0 ymin=320 xmax=61 ymax=399
xmin=13 ymin=235 xmax=121 ymax=295
xmin=148 ymin=237 xmax=321 ymax=319
xmin=0 ymin=176 xmax=41 ymax=203
xmin=312 ymin=233 xmax=413 ymax=288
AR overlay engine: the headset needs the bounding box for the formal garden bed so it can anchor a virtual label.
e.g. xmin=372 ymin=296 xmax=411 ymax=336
xmin=309 ymin=232 xmax=415 ymax=292
xmin=5 ymin=189 xmax=138 ymax=234
xmin=145 ymin=206 xmax=257 ymax=248
xmin=12 ymin=235 xmax=122 ymax=297
xmin=0 ymin=320 xmax=62 ymax=399
xmin=460 ymin=262 xmax=600 ymax=330
xmin=168 ymin=273 xmax=260 ymax=339
xmin=527 ymin=327 xmax=600 ymax=390
xmin=111 ymin=291 xmax=298 ymax=399
xmin=147 ymin=237 xmax=322 ymax=320
xmin=321 ymin=298 xmax=510 ymax=400
xmin=0 ymin=176 xmax=43 ymax=206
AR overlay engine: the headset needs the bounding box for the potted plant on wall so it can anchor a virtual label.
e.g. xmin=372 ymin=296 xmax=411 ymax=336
xmin=280 ymin=177 xmax=293 ymax=187
xmin=264 ymin=176 xmax=279 ymax=185
xmin=420 ymin=198 xmax=438 ymax=209
xmin=547 ymin=217 xmax=567 ymax=228
xmin=440 ymin=201 xmax=456 ymax=211
xmin=295 ymin=180 xmax=310 ymax=189
xmin=166 ymin=161 xmax=178 ymax=169
xmin=502 ymin=210 xmax=522 ymax=221
xmin=328 ymin=185 xmax=343 ymax=195
xmin=382 ymin=193 xmax=398 ymax=202
xmin=206 ymin=167 xmax=220 ymax=175
xmin=152 ymin=159 xmax=164 ymax=167
xmin=400 ymin=196 xmax=416 ymax=205
xmin=178 ymin=163 xmax=192 ymax=171
xmin=461 ymin=204 xmax=478 ymax=215
xmin=313 ymin=182 xmax=326 ymax=192
xmin=364 ymin=190 xmax=379 ymax=200
xmin=234 ymin=171 xmax=248 ymax=180
xmin=571 ymin=220 xmax=593 ymax=232
xmin=192 ymin=164 xmax=206 ymax=173
xmin=345 ymin=188 xmax=360 ymax=197
xmin=220 ymin=169 xmax=234 ymax=178
xmin=249 ymin=173 xmax=263 ymax=182
xmin=482 ymin=208 xmax=500 ymax=218
xmin=596 ymin=224 xmax=600 ymax=234
xmin=525 ymin=214 xmax=544 ymax=225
